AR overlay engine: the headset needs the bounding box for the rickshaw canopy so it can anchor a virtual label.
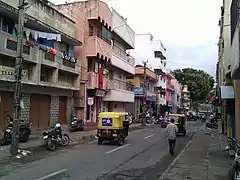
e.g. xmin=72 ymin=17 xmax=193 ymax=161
xmin=98 ymin=112 xmax=129 ymax=129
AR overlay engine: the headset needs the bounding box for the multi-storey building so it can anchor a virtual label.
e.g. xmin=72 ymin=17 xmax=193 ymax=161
xmin=57 ymin=0 xmax=135 ymax=125
xmin=171 ymin=78 xmax=182 ymax=113
xmin=132 ymin=33 xmax=168 ymax=116
xmin=0 ymin=0 xmax=81 ymax=129
xmin=216 ymin=0 xmax=234 ymax=137
xmin=182 ymin=85 xmax=191 ymax=110
xmin=129 ymin=66 xmax=157 ymax=121
xmin=57 ymin=0 xmax=112 ymax=124
xmin=102 ymin=8 xmax=135 ymax=111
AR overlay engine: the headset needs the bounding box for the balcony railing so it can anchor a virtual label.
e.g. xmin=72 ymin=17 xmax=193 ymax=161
xmin=108 ymin=79 xmax=127 ymax=90
xmin=113 ymin=45 xmax=134 ymax=66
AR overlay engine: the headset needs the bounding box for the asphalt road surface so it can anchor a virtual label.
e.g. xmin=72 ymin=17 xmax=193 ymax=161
xmin=0 ymin=121 xmax=202 ymax=180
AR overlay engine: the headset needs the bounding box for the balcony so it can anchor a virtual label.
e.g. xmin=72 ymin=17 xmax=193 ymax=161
xmin=112 ymin=45 xmax=135 ymax=74
xmin=112 ymin=8 xmax=135 ymax=49
xmin=1 ymin=0 xmax=75 ymax=39
xmin=0 ymin=31 xmax=38 ymax=64
xmin=40 ymin=50 xmax=80 ymax=75
xmin=135 ymin=67 xmax=157 ymax=80
xmin=155 ymin=79 xmax=166 ymax=89
xmin=108 ymin=79 xmax=127 ymax=90
xmin=58 ymin=70 xmax=80 ymax=90
xmin=0 ymin=65 xmax=28 ymax=82
xmin=103 ymin=79 xmax=134 ymax=102
xmin=86 ymin=0 xmax=112 ymax=28
xmin=167 ymin=84 xmax=174 ymax=91
xmin=85 ymin=36 xmax=112 ymax=60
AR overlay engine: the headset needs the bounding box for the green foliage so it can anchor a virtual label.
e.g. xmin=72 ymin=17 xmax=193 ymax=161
xmin=173 ymin=68 xmax=214 ymax=101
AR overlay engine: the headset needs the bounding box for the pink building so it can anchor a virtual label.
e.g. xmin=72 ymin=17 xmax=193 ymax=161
xmin=57 ymin=0 xmax=135 ymax=126
xmin=58 ymin=0 xmax=112 ymax=126
xmin=164 ymin=72 xmax=175 ymax=111
xmin=171 ymin=78 xmax=182 ymax=112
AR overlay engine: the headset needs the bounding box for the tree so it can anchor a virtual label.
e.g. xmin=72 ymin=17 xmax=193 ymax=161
xmin=173 ymin=68 xmax=214 ymax=102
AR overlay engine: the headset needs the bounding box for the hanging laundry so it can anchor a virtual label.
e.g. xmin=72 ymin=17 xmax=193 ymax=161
xmin=25 ymin=40 xmax=34 ymax=47
xmin=39 ymin=44 xmax=48 ymax=52
xmin=68 ymin=45 xmax=74 ymax=57
xmin=47 ymin=48 xmax=57 ymax=55
xmin=56 ymin=34 xmax=61 ymax=42
xmin=32 ymin=30 xmax=39 ymax=41
xmin=24 ymin=28 xmax=31 ymax=40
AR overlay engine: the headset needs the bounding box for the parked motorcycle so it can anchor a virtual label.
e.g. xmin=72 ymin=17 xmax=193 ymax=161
xmin=69 ymin=116 xmax=84 ymax=132
xmin=43 ymin=123 xmax=70 ymax=151
xmin=2 ymin=119 xmax=32 ymax=145
xmin=224 ymin=137 xmax=240 ymax=180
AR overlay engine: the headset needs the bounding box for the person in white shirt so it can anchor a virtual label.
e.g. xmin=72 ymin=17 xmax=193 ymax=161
xmin=165 ymin=118 xmax=178 ymax=155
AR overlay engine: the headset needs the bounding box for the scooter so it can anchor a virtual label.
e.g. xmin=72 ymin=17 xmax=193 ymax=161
xmin=69 ymin=116 xmax=84 ymax=132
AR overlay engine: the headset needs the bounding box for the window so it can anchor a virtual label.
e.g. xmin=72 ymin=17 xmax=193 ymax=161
xmin=102 ymin=26 xmax=112 ymax=45
xmin=164 ymin=62 xmax=166 ymax=67
xmin=2 ymin=16 xmax=8 ymax=32
xmin=89 ymin=24 xmax=94 ymax=36
xmin=154 ymin=51 xmax=162 ymax=58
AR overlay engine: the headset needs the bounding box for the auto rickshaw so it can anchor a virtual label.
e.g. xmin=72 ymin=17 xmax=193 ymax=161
xmin=97 ymin=112 xmax=131 ymax=146
xmin=167 ymin=114 xmax=187 ymax=136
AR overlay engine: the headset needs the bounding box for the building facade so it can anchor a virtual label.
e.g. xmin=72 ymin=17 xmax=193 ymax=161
xmin=58 ymin=0 xmax=112 ymax=125
xmin=57 ymin=0 xmax=135 ymax=125
xmin=182 ymin=85 xmax=191 ymax=110
xmin=0 ymin=0 xmax=81 ymax=129
xmin=130 ymin=66 xmax=157 ymax=121
xmin=132 ymin=33 xmax=168 ymax=116
xmin=171 ymin=78 xmax=182 ymax=113
xmin=102 ymin=8 xmax=135 ymax=112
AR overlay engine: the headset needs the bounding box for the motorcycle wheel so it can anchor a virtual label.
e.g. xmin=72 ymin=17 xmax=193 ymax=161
xmin=60 ymin=134 xmax=70 ymax=146
xmin=47 ymin=138 xmax=56 ymax=151
xmin=21 ymin=131 xmax=30 ymax=142
xmin=234 ymin=171 xmax=240 ymax=180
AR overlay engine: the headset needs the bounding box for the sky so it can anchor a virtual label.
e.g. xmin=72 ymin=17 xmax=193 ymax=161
xmin=51 ymin=0 xmax=221 ymax=78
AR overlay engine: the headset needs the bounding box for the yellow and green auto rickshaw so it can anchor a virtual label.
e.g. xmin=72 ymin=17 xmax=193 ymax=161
xmin=97 ymin=112 xmax=131 ymax=146
xmin=167 ymin=114 xmax=187 ymax=136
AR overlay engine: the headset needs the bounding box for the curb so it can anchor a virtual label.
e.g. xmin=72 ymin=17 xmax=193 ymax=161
xmin=158 ymin=125 xmax=204 ymax=180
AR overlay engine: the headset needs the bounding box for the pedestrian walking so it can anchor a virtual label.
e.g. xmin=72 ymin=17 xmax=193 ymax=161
xmin=165 ymin=118 xmax=178 ymax=155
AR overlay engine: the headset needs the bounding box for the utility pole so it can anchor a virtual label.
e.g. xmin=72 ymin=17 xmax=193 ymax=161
xmin=11 ymin=0 xmax=26 ymax=155
xmin=142 ymin=61 xmax=148 ymax=126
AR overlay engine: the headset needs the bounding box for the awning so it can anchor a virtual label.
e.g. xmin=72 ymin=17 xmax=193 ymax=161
xmin=220 ymin=86 xmax=234 ymax=99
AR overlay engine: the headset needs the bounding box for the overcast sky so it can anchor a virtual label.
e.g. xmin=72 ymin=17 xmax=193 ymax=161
xmin=51 ymin=0 xmax=221 ymax=78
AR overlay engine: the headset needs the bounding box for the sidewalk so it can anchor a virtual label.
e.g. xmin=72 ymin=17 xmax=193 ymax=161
xmin=159 ymin=125 xmax=233 ymax=180
xmin=0 ymin=123 xmax=146 ymax=160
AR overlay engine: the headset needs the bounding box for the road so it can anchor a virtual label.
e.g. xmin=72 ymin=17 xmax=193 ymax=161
xmin=0 ymin=121 xmax=201 ymax=180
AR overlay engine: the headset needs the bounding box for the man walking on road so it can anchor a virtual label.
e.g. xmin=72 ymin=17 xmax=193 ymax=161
xmin=165 ymin=119 xmax=178 ymax=155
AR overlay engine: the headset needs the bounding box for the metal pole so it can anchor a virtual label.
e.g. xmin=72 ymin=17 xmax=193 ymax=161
xmin=11 ymin=0 xmax=25 ymax=155
xmin=142 ymin=61 xmax=147 ymax=125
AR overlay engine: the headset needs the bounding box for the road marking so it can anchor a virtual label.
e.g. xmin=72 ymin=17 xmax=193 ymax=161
xmin=36 ymin=169 xmax=69 ymax=180
xmin=144 ymin=133 xmax=156 ymax=139
xmin=106 ymin=144 xmax=130 ymax=154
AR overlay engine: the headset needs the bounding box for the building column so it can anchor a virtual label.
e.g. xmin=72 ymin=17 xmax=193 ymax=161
xmin=20 ymin=93 xmax=30 ymax=123
xmin=50 ymin=96 xmax=59 ymax=127
xmin=67 ymin=97 xmax=74 ymax=124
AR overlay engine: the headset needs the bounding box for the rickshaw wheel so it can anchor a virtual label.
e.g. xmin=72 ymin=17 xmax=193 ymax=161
xmin=117 ymin=137 xmax=124 ymax=146
xmin=98 ymin=139 xmax=103 ymax=145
